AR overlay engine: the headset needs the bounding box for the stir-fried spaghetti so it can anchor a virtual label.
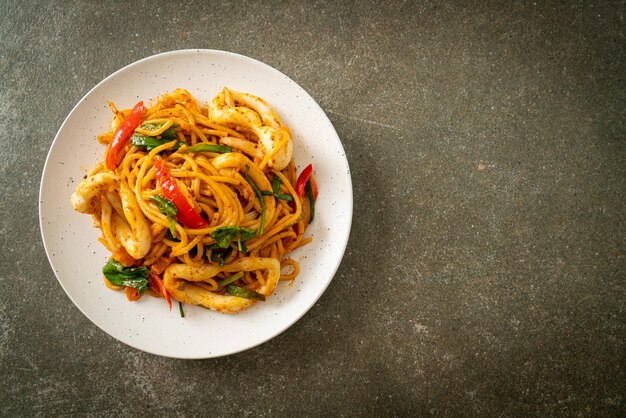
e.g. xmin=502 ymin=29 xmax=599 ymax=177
xmin=70 ymin=88 xmax=317 ymax=313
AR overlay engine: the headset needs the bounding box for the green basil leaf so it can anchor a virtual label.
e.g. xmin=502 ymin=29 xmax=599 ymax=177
xmin=102 ymin=259 xmax=148 ymax=293
xmin=260 ymin=190 xmax=293 ymax=201
xmin=209 ymin=245 xmax=233 ymax=266
xmin=140 ymin=122 xmax=164 ymax=131
xmin=131 ymin=134 xmax=187 ymax=152
xmin=217 ymin=272 xmax=244 ymax=288
xmin=166 ymin=229 xmax=180 ymax=242
xmin=272 ymin=176 xmax=281 ymax=194
xmin=139 ymin=122 xmax=178 ymax=140
xmin=161 ymin=126 xmax=177 ymax=140
xmin=210 ymin=226 xmax=256 ymax=248
xmin=168 ymin=218 xmax=176 ymax=238
xmin=226 ymin=285 xmax=266 ymax=301
xmin=150 ymin=196 xmax=178 ymax=237
xmin=273 ymin=193 xmax=292 ymax=201
xmin=149 ymin=196 xmax=177 ymax=217
xmin=183 ymin=144 xmax=232 ymax=153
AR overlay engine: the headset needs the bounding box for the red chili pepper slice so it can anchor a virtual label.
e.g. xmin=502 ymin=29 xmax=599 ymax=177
xmin=309 ymin=176 xmax=318 ymax=201
xmin=153 ymin=156 xmax=208 ymax=229
xmin=105 ymin=101 xmax=144 ymax=171
xmin=148 ymin=268 xmax=172 ymax=311
xmin=293 ymin=165 xmax=318 ymax=235
xmin=295 ymin=164 xmax=313 ymax=197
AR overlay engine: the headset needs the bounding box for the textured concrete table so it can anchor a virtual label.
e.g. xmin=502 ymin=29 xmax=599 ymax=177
xmin=1 ymin=1 xmax=624 ymax=416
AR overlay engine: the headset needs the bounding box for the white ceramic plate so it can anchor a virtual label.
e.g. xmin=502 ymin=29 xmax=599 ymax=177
xmin=39 ymin=50 xmax=352 ymax=359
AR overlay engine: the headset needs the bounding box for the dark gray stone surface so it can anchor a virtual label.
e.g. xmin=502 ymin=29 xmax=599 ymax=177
xmin=1 ymin=0 xmax=624 ymax=416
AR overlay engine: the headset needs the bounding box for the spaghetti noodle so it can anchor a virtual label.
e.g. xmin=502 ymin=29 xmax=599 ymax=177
xmin=70 ymin=88 xmax=316 ymax=313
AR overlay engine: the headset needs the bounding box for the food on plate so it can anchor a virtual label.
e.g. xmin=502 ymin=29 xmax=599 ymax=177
xmin=70 ymin=88 xmax=317 ymax=313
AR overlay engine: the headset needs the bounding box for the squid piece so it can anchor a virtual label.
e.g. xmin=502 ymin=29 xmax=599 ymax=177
xmin=70 ymin=173 xmax=119 ymax=214
xmin=163 ymin=257 xmax=281 ymax=313
xmin=114 ymin=181 xmax=151 ymax=259
xmin=220 ymin=136 xmax=264 ymax=160
xmin=228 ymin=90 xmax=281 ymax=129
xmin=256 ymin=125 xmax=293 ymax=172
xmin=209 ymin=88 xmax=293 ymax=170
xmin=71 ymin=174 xmax=151 ymax=259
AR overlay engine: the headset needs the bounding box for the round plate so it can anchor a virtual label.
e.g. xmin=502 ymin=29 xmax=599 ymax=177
xmin=39 ymin=50 xmax=352 ymax=358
